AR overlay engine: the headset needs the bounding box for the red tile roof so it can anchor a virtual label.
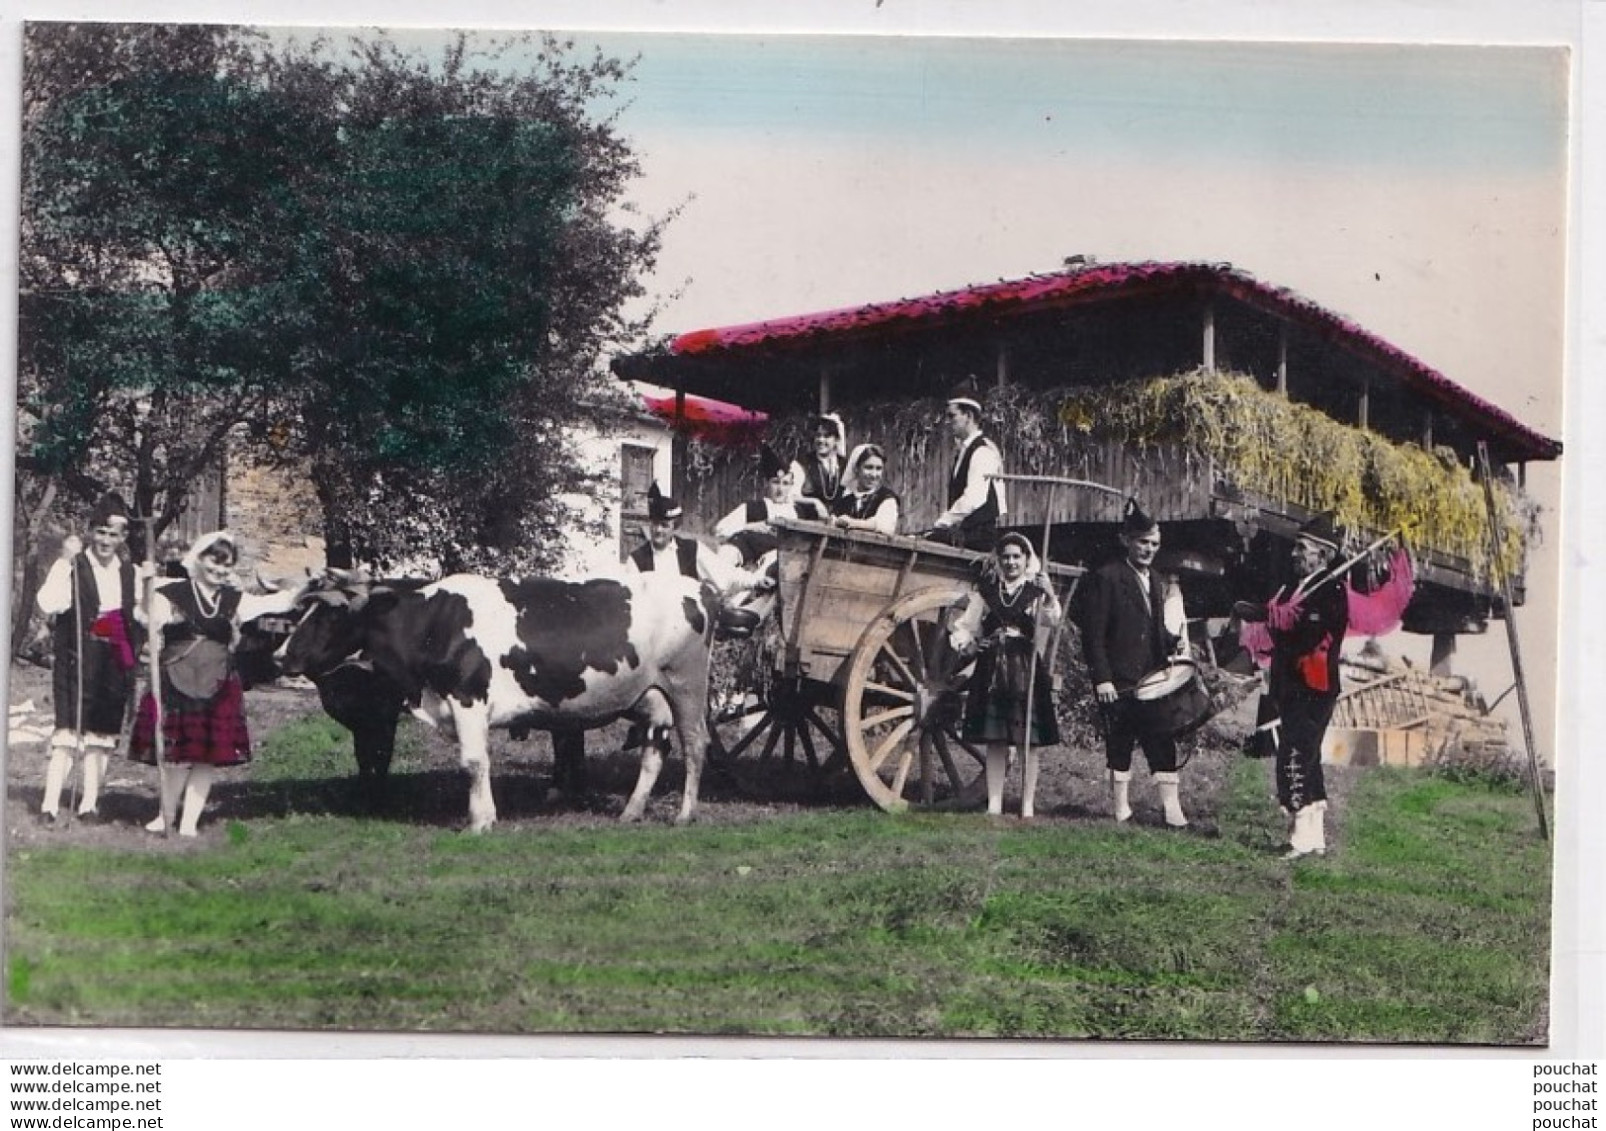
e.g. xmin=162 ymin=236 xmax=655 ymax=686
xmin=665 ymin=261 xmax=1560 ymax=462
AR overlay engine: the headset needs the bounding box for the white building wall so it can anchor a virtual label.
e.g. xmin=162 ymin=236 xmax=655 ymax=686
xmin=556 ymin=403 xmax=675 ymax=581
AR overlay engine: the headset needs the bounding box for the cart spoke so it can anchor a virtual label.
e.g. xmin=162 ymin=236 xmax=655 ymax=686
xmin=722 ymin=712 xmax=775 ymax=761
xmin=877 ymin=645 xmax=920 ymax=693
xmin=918 ymin=731 xmax=935 ymax=805
xmin=758 ymin=717 xmax=785 ymax=762
xmin=899 ymin=616 xmax=929 ymax=680
xmin=860 ymin=703 xmax=914 ymax=730
xmin=889 ymin=745 xmax=915 ymax=797
xmin=947 ymin=729 xmax=987 ymax=766
xmin=796 ymin=716 xmax=822 ymax=771
xmin=867 ymin=718 xmax=916 ymax=773
xmin=933 ymin=730 xmax=966 ymax=793
xmin=863 ymin=681 xmax=915 ymax=703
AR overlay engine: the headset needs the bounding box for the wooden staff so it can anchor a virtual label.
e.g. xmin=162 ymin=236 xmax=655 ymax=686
xmin=990 ymin=475 xmax=1107 ymax=799
xmin=1291 ymin=524 xmax=1414 ymax=599
xmin=138 ymin=516 xmax=173 ymax=838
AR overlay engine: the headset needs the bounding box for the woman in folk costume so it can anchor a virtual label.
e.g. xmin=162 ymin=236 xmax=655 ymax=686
xmin=713 ymin=444 xmax=804 ymax=567
xmin=830 ymin=443 xmax=901 ymax=535
xmin=130 ymin=531 xmax=254 ymax=837
xmin=35 ymin=492 xmax=142 ymax=824
xmin=787 ymin=412 xmax=846 ymax=518
xmin=1077 ymin=498 xmax=1191 ymax=827
xmin=951 ymin=532 xmax=1062 ymax=818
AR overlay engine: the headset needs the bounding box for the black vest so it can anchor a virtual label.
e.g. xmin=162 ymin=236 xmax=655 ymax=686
xmin=631 ymin=537 xmax=700 ymax=579
xmin=796 ymin=455 xmax=843 ymax=503
xmin=52 ymin=553 xmax=139 ymax=649
xmin=948 ymin=435 xmax=1002 ymax=526
xmin=831 ymin=485 xmax=899 ymax=522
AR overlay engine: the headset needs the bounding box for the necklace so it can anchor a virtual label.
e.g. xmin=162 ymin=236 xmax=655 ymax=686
xmin=190 ymin=578 xmax=221 ymax=620
xmin=996 ymin=577 xmax=1027 ymax=608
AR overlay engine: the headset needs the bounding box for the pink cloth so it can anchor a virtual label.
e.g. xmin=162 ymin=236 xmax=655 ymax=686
xmin=1239 ymin=620 xmax=1274 ymax=670
xmin=1345 ymin=547 xmax=1415 ymax=637
xmin=1265 ymin=591 xmax=1305 ymax=633
xmin=90 ymin=610 xmax=137 ymax=671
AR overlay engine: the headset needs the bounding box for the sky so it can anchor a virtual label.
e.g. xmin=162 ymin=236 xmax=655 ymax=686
xmin=496 ymin=28 xmax=1572 ymax=748
xmin=1 ymin=0 xmax=1600 ymax=1065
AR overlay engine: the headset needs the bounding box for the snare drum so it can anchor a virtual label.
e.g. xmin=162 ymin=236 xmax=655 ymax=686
xmin=1127 ymin=658 xmax=1213 ymax=739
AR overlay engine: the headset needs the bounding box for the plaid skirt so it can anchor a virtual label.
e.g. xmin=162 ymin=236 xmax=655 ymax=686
xmin=129 ymin=673 xmax=252 ymax=767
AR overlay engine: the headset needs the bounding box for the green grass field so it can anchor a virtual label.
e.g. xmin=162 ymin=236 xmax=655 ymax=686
xmin=2 ymin=709 xmax=1552 ymax=1042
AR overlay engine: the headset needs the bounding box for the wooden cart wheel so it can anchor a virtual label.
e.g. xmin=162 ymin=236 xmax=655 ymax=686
xmin=841 ymin=583 xmax=987 ymax=814
xmin=707 ymin=677 xmax=846 ymax=780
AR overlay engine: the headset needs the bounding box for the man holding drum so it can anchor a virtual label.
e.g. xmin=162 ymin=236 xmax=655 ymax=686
xmin=1078 ymin=499 xmax=1191 ymax=828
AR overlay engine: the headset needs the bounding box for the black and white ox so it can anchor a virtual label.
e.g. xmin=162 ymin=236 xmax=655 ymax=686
xmin=275 ymin=571 xmax=717 ymax=831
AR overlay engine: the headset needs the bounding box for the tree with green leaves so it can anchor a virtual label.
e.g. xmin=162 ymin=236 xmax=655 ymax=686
xmin=247 ymin=32 xmax=668 ymax=574
xmin=16 ymin=24 xmax=671 ymax=652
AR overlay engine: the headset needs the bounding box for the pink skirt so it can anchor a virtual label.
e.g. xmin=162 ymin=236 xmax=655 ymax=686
xmin=129 ymin=675 xmax=252 ymax=767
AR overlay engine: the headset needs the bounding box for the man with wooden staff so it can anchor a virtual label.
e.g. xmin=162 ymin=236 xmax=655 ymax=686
xmin=34 ymin=492 xmax=142 ymax=824
xmin=1078 ymin=498 xmax=1191 ymax=828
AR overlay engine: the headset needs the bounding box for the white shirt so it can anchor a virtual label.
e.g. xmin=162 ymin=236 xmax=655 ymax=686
xmin=1127 ymin=564 xmax=1189 ymax=644
xmin=625 ymin=537 xmax=761 ymax=600
xmin=934 ymin=433 xmax=1007 ymax=528
xmin=713 ymin=498 xmax=800 ymax=542
xmin=37 ymin=554 xmax=129 ymax=618
xmin=838 ymin=491 xmax=900 ymax=535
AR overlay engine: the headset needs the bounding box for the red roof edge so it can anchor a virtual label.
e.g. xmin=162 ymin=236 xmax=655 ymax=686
xmin=664 ymin=261 xmax=1560 ymax=462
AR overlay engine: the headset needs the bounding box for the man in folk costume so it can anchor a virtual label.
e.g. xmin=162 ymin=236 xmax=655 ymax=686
xmin=787 ymin=413 xmax=846 ymax=519
xmin=927 ymin=389 xmax=1007 ymax=551
xmin=1078 ymin=498 xmax=1191 ymax=828
xmin=35 ymin=492 xmax=143 ymax=823
xmin=1235 ymin=512 xmax=1349 ymax=859
xmin=713 ymin=444 xmax=805 ymax=567
xmin=629 ymin=481 xmax=773 ymax=606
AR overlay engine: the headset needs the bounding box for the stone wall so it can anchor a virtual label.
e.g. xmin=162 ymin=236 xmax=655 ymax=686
xmin=225 ymin=458 xmax=326 ymax=582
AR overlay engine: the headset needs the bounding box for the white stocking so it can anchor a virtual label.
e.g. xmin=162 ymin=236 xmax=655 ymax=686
xmin=42 ymin=745 xmax=74 ymax=816
xmin=178 ymin=765 xmax=216 ymax=837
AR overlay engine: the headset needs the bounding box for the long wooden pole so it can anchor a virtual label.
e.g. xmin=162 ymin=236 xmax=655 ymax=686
xmin=1476 ymin=442 xmax=1549 ymax=841
xmin=139 ymin=517 xmax=173 ymax=838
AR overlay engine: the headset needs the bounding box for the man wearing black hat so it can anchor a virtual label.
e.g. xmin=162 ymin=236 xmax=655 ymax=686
xmin=1235 ymin=512 xmax=1348 ymax=858
xmin=927 ymin=392 xmax=1007 ymax=550
xmin=630 ymin=481 xmax=776 ymax=618
xmin=1078 ymin=498 xmax=1191 ymax=827
xmin=34 ymin=492 xmax=143 ymax=824
xmin=713 ymin=444 xmax=812 ymax=567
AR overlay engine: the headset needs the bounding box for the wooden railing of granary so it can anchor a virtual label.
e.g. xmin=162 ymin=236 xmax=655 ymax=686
xmin=677 ymin=434 xmax=1511 ymax=602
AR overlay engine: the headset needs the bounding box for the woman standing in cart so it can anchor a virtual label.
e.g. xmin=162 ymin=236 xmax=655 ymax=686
xmin=951 ymin=532 xmax=1061 ymax=819
xmin=130 ymin=531 xmax=254 ymax=838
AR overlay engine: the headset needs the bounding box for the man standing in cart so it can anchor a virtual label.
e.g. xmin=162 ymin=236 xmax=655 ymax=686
xmin=926 ymin=387 xmax=1007 ymax=551
xmin=1078 ymin=498 xmax=1191 ymax=828
xmin=35 ymin=492 xmax=142 ymax=824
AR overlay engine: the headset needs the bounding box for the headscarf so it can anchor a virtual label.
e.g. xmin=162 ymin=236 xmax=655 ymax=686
xmin=181 ymin=530 xmax=240 ymax=576
xmin=841 ymin=443 xmax=887 ymax=496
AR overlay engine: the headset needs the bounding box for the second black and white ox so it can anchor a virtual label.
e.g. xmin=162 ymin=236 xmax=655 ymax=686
xmin=276 ymin=572 xmax=717 ymax=831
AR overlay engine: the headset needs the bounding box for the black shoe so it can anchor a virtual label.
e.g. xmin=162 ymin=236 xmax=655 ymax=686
xmin=39 ymin=810 xmax=61 ymax=828
xmin=74 ymin=810 xmax=103 ymax=825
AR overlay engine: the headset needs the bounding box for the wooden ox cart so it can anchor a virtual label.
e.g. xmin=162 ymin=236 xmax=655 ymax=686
xmin=710 ymin=517 xmax=1084 ymax=813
